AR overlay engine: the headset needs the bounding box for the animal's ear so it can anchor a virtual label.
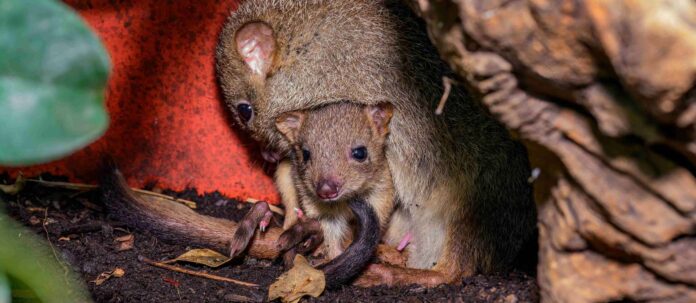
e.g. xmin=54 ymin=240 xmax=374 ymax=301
xmin=235 ymin=21 xmax=276 ymax=78
xmin=275 ymin=111 xmax=306 ymax=143
xmin=365 ymin=103 xmax=394 ymax=137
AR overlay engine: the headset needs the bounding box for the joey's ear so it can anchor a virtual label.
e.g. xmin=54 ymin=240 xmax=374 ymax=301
xmin=365 ymin=103 xmax=394 ymax=137
xmin=235 ymin=21 xmax=276 ymax=78
xmin=275 ymin=111 xmax=306 ymax=143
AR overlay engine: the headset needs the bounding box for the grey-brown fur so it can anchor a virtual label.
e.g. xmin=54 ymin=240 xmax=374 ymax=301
xmin=216 ymin=0 xmax=536 ymax=281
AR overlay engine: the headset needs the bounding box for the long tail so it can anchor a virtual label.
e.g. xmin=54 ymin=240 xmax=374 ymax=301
xmin=100 ymin=166 xmax=281 ymax=259
xmin=101 ymin=166 xmax=379 ymax=287
xmin=321 ymin=198 xmax=381 ymax=289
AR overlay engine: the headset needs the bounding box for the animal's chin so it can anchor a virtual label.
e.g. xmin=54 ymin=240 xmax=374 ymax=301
xmin=316 ymin=190 xmax=355 ymax=204
xmin=318 ymin=196 xmax=342 ymax=203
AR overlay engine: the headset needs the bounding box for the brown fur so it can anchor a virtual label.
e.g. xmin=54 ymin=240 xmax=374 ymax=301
xmin=275 ymin=102 xmax=395 ymax=259
xmin=274 ymin=160 xmax=300 ymax=229
xmin=216 ymin=0 xmax=536 ymax=285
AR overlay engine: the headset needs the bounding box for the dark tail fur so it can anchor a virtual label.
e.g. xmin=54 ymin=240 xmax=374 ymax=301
xmin=100 ymin=165 xmax=239 ymax=254
xmin=320 ymin=198 xmax=381 ymax=289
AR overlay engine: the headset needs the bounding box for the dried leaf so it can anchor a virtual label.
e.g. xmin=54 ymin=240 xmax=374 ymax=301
xmin=114 ymin=234 xmax=134 ymax=251
xmin=25 ymin=207 xmax=46 ymax=213
xmin=92 ymin=268 xmax=124 ymax=286
xmin=268 ymin=255 xmax=325 ymax=303
xmin=171 ymin=248 xmax=231 ymax=268
xmin=28 ymin=216 xmax=40 ymax=225
xmin=112 ymin=268 xmax=125 ymax=278
xmin=92 ymin=272 xmax=110 ymax=285
xmin=0 ymin=175 xmax=24 ymax=195
xmin=43 ymin=218 xmax=57 ymax=225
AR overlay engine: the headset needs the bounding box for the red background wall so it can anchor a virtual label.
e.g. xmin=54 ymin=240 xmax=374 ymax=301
xmin=1 ymin=0 xmax=279 ymax=203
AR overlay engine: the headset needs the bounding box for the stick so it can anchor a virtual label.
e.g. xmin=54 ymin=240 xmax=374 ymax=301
xmin=435 ymin=76 xmax=456 ymax=115
xmin=25 ymin=178 xmax=286 ymax=215
xmin=138 ymin=256 xmax=259 ymax=287
xmin=59 ymin=222 xmax=127 ymax=236
xmin=25 ymin=179 xmax=197 ymax=209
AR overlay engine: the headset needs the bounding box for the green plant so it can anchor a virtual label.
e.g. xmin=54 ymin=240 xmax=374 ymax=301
xmin=0 ymin=0 xmax=111 ymax=301
xmin=0 ymin=211 xmax=91 ymax=303
xmin=0 ymin=0 xmax=110 ymax=166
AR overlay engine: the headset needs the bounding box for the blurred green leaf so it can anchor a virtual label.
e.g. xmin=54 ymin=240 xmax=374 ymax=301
xmin=0 ymin=211 xmax=91 ymax=303
xmin=0 ymin=0 xmax=110 ymax=166
xmin=0 ymin=271 xmax=9 ymax=303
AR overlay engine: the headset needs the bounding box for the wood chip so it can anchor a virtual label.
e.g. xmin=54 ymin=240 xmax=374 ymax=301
xmin=114 ymin=234 xmax=134 ymax=251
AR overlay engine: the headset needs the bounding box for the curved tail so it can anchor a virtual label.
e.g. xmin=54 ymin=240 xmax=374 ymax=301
xmin=321 ymin=198 xmax=381 ymax=289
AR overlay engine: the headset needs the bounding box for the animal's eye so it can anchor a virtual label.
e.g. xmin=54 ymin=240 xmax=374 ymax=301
xmin=236 ymin=102 xmax=253 ymax=122
xmin=351 ymin=146 xmax=368 ymax=162
xmin=302 ymin=148 xmax=311 ymax=162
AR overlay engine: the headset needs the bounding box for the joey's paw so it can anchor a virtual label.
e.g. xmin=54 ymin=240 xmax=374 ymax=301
xmin=261 ymin=149 xmax=282 ymax=164
xmin=375 ymin=244 xmax=408 ymax=267
xmin=228 ymin=202 xmax=272 ymax=258
xmin=277 ymin=218 xmax=323 ymax=255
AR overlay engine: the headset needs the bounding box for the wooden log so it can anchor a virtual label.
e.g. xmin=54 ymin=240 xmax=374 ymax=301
xmin=409 ymin=0 xmax=696 ymax=301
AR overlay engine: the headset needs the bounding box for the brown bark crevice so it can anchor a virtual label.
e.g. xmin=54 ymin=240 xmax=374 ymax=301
xmin=409 ymin=0 xmax=696 ymax=301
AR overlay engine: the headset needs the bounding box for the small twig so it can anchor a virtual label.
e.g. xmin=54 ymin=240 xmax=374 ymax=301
xmin=59 ymin=222 xmax=127 ymax=236
xmin=25 ymin=178 xmax=287 ymax=215
xmin=25 ymin=179 xmax=197 ymax=209
xmin=435 ymin=76 xmax=458 ymax=115
xmin=42 ymin=209 xmax=71 ymax=286
xmin=131 ymin=188 xmax=197 ymax=209
xmin=26 ymin=179 xmax=96 ymax=191
xmin=139 ymin=256 xmax=259 ymax=287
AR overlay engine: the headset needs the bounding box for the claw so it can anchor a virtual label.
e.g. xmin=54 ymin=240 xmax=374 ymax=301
xmin=277 ymin=217 xmax=323 ymax=255
xmin=259 ymin=211 xmax=273 ymax=232
xmin=228 ymin=201 xmax=271 ymax=258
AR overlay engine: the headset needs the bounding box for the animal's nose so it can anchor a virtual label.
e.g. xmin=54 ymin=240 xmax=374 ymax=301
xmin=316 ymin=179 xmax=341 ymax=200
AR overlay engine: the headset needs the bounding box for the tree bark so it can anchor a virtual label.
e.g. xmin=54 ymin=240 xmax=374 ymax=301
xmin=409 ymin=0 xmax=696 ymax=302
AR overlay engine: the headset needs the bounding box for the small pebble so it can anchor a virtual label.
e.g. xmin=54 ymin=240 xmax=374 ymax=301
xmin=505 ymin=294 xmax=519 ymax=303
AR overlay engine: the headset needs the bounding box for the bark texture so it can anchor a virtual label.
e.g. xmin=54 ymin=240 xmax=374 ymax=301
xmin=409 ymin=1 xmax=696 ymax=302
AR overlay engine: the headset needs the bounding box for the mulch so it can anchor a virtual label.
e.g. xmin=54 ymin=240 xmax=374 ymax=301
xmin=1 ymin=174 xmax=539 ymax=302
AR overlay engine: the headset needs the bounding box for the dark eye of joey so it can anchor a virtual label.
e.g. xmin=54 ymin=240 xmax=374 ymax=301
xmin=351 ymin=146 xmax=368 ymax=162
xmin=302 ymin=148 xmax=311 ymax=162
xmin=236 ymin=102 xmax=253 ymax=122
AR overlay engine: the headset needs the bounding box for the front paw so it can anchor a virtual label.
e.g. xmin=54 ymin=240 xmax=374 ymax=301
xmin=276 ymin=217 xmax=324 ymax=268
xmin=228 ymin=202 xmax=273 ymax=258
xmin=375 ymin=244 xmax=408 ymax=267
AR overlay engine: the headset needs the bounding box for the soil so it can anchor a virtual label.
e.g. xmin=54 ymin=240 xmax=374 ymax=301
xmin=1 ymin=174 xmax=539 ymax=303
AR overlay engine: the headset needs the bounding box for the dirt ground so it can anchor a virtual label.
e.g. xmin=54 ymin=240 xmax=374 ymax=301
xmin=1 ymin=175 xmax=539 ymax=302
